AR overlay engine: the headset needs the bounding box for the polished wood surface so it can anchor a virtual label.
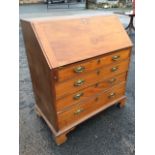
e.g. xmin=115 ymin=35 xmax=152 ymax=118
xmin=57 ymin=48 xmax=130 ymax=82
xmin=58 ymin=82 xmax=126 ymax=129
xmin=27 ymin=15 xmax=132 ymax=68
xmin=56 ymin=73 xmax=126 ymax=112
xmin=21 ymin=15 xmax=132 ymax=145
xmin=21 ymin=20 xmax=58 ymax=130
xmin=55 ymin=60 xmax=129 ymax=98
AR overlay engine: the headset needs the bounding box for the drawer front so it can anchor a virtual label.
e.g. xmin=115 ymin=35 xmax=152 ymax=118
xmin=55 ymin=60 xmax=129 ymax=99
xmin=56 ymin=72 xmax=126 ymax=112
xmin=58 ymin=82 xmax=126 ymax=129
xmin=57 ymin=49 xmax=130 ymax=82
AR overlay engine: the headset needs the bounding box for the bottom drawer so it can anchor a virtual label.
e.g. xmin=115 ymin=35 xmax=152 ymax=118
xmin=58 ymin=82 xmax=126 ymax=129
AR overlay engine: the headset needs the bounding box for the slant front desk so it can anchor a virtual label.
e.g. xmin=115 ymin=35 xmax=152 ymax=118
xmin=21 ymin=15 xmax=132 ymax=145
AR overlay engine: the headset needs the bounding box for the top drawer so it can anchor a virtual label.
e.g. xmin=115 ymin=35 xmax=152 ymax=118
xmin=57 ymin=48 xmax=130 ymax=82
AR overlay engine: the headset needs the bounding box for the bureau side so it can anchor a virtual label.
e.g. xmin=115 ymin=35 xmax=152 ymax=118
xmin=21 ymin=20 xmax=58 ymax=131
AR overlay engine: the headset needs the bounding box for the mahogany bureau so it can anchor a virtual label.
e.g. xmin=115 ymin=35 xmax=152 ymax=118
xmin=21 ymin=15 xmax=132 ymax=145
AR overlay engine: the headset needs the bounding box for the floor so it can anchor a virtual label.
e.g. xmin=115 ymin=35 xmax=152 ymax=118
xmin=19 ymin=4 xmax=135 ymax=155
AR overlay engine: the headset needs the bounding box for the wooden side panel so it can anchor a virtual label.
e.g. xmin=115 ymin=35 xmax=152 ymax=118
xmin=21 ymin=20 xmax=58 ymax=130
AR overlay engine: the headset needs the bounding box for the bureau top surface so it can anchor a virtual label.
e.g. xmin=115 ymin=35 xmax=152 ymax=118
xmin=24 ymin=15 xmax=132 ymax=69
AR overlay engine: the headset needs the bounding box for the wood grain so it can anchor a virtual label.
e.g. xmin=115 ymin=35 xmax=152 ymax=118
xmin=57 ymin=48 xmax=130 ymax=82
xmin=21 ymin=15 xmax=132 ymax=145
xmin=58 ymin=82 xmax=126 ymax=129
xmin=56 ymin=72 xmax=126 ymax=112
xmin=55 ymin=60 xmax=129 ymax=98
xmin=21 ymin=20 xmax=58 ymax=130
xmin=31 ymin=15 xmax=132 ymax=68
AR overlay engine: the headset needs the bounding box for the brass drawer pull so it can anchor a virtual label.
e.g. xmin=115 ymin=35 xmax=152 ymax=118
xmin=112 ymin=55 xmax=120 ymax=61
xmin=74 ymin=108 xmax=84 ymax=115
xmin=97 ymin=59 xmax=101 ymax=64
xmin=108 ymin=92 xmax=116 ymax=99
xmin=95 ymin=97 xmax=99 ymax=101
xmin=74 ymin=79 xmax=85 ymax=86
xmin=108 ymin=78 xmax=116 ymax=83
xmin=111 ymin=66 xmax=118 ymax=72
xmin=96 ymin=70 xmax=100 ymax=75
xmin=95 ymin=82 xmax=99 ymax=87
xmin=74 ymin=66 xmax=85 ymax=73
xmin=73 ymin=92 xmax=84 ymax=100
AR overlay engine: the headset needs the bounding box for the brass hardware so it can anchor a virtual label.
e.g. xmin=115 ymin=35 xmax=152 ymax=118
xmin=74 ymin=79 xmax=85 ymax=86
xmin=74 ymin=66 xmax=85 ymax=73
xmin=108 ymin=92 xmax=116 ymax=99
xmin=96 ymin=70 xmax=100 ymax=75
xmin=95 ymin=83 xmax=99 ymax=87
xmin=95 ymin=97 xmax=99 ymax=101
xmin=74 ymin=108 xmax=84 ymax=115
xmin=112 ymin=55 xmax=120 ymax=61
xmin=97 ymin=59 xmax=101 ymax=64
xmin=73 ymin=92 xmax=84 ymax=100
xmin=111 ymin=66 xmax=118 ymax=72
xmin=108 ymin=78 xmax=116 ymax=83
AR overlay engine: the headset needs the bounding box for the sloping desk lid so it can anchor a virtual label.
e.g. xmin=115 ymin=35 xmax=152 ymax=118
xmin=29 ymin=15 xmax=132 ymax=69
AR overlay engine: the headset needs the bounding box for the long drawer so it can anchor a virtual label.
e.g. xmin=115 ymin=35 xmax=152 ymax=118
xmin=57 ymin=49 xmax=130 ymax=82
xmin=57 ymin=82 xmax=126 ymax=129
xmin=56 ymin=72 xmax=126 ymax=112
xmin=55 ymin=60 xmax=129 ymax=98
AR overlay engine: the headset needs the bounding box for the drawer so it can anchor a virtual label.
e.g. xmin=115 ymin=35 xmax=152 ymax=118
xmin=56 ymin=72 xmax=126 ymax=111
xmin=55 ymin=60 xmax=129 ymax=98
xmin=58 ymin=82 xmax=126 ymax=129
xmin=57 ymin=49 xmax=130 ymax=82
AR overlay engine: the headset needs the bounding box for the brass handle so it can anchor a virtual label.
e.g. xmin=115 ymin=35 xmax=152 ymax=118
xmin=96 ymin=70 xmax=100 ymax=75
xmin=74 ymin=108 xmax=84 ymax=115
xmin=108 ymin=78 xmax=116 ymax=83
xmin=95 ymin=97 xmax=99 ymax=101
xmin=95 ymin=82 xmax=99 ymax=87
xmin=74 ymin=79 xmax=85 ymax=86
xmin=74 ymin=66 xmax=85 ymax=73
xmin=108 ymin=92 xmax=116 ymax=99
xmin=111 ymin=66 xmax=118 ymax=72
xmin=112 ymin=55 xmax=120 ymax=61
xmin=73 ymin=92 xmax=84 ymax=100
xmin=97 ymin=59 xmax=101 ymax=64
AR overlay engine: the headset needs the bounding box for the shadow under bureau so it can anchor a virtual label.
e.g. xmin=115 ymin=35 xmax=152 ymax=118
xmin=21 ymin=15 xmax=132 ymax=145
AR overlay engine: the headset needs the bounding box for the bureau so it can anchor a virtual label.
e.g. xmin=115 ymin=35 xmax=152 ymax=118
xmin=21 ymin=15 xmax=132 ymax=145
